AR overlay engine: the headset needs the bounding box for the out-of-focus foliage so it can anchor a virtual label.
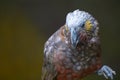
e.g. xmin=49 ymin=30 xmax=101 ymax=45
xmin=0 ymin=7 xmax=45 ymax=80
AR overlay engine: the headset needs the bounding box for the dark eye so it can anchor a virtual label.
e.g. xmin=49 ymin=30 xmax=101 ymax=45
xmin=81 ymin=24 xmax=84 ymax=28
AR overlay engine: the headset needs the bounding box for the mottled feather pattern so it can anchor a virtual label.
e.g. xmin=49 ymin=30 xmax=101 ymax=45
xmin=42 ymin=9 xmax=116 ymax=80
xmin=42 ymin=25 xmax=101 ymax=80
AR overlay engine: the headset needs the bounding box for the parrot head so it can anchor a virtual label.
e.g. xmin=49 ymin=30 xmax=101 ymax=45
xmin=65 ymin=9 xmax=99 ymax=48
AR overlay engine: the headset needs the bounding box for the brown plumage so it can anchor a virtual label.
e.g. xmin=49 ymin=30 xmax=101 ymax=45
xmin=42 ymin=9 xmax=116 ymax=80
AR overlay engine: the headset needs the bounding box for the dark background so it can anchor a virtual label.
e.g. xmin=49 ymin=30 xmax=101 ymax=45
xmin=0 ymin=0 xmax=120 ymax=80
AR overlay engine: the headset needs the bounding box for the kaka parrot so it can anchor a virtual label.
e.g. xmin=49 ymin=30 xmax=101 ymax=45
xmin=41 ymin=9 xmax=116 ymax=80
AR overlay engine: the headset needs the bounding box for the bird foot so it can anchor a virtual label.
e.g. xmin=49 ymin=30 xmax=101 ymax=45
xmin=97 ymin=65 xmax=116 ymax=79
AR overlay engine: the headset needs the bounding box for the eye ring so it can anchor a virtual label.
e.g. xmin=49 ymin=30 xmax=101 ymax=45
xmin=85 ymin=20 xmax=93 ymax=31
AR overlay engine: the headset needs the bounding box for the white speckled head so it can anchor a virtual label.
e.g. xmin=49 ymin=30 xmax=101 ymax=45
xmin=66 ymin=9 xmax=98 ymax=30
xmin=65 ymin=9 xmax=98 ymax=48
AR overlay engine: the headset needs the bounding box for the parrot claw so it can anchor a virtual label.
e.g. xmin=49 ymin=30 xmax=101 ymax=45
xmin=97 ymin=65 xmax=116 ymax=79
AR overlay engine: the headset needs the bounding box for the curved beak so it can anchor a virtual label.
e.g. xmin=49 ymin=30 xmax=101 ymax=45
xmin=70 ymin=28 xmax=79 ymax=48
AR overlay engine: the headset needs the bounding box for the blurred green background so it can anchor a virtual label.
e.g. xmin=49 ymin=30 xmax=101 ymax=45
xmin=0 ymin=0 xmax=120 ymax=80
